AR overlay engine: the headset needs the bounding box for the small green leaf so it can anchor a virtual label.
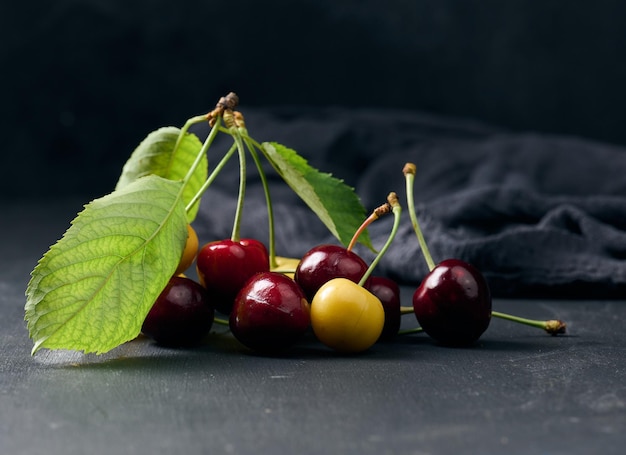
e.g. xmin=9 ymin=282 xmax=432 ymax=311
xmin=115 ymin=127 xmax=207 ymax=222
xmin=261 ymin=142 xmax=372 ymax=249
xmin=25 ymin=175 xmax=188 ymax=355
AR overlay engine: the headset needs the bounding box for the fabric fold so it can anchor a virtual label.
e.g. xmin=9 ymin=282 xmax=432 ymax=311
xmin=195 ymin=107 xmax=626 ymax=298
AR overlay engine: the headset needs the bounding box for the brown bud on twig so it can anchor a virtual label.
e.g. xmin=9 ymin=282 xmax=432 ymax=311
xmin=207 ymin=92 xmax=240 ymax=126
xmin=217 ymin=92 xmax=239 ymax=110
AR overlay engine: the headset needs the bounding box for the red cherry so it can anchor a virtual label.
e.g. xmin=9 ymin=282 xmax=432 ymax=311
xmin=230 ymin=272 xmax=311 ymax=353
xmin=196 ymin=238 xmax=269 ymax=314
xmin=294 ymin=244 xmax=370 ymax=302
xmin=142 ymin=276 xmax=214 ymax=347
xmin=366 ymin=276 xmax=402 ymax=341
xmin=412 ymin=259 xmax=492 ymax=346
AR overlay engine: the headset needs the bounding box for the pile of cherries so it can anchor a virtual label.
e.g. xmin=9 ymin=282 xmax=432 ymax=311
xmin=142 ymin=232 xmax=389 ymax=353
xmin=142 ymin=180 xmax=566 ymax=354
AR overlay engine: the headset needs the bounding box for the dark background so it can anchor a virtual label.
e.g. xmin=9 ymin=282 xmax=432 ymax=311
xmin=2 ymin=0 xmax=626 ymax=201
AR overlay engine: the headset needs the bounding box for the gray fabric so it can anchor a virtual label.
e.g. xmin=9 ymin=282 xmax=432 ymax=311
xmin=194 ymin=107 xmax=626 ymax=298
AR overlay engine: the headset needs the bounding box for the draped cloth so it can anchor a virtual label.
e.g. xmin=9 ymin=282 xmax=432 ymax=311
xmin=194 ymin=107 xmax=626 ymax=298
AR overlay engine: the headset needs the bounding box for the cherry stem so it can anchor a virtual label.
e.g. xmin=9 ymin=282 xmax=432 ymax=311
xmin=397 ymin=327 xmax=424 ymax=335
xmin=181 ymin=115 xmax=221 ymax=213
xmin=403 ymin=163 xmax=436 ymax=272
xmin=358 ymin=193 xmax=402 ymax=287
xmin=194 ymin=112 xmax=274 ymax=265
xmin=213 ymin=317 xmax=230 ymax=326
xmin=237 ymin=127 xmax=282 ymax=269
xmin=492 ymin=311 xmax=567 ymax=335
xmin=347 ymin=202 xmax=391 ymax=252
xmin=401 ymin=305 xmax=567 ymax=335
xmin=230 ymin=131 xmax=247 ymax=242
xmin=185 ymin=140 xmax=238 ymax=213
xmin=173 ymin=114 xmax=208 ymax=162
xmin=243 ymin=136 xmax=278 ymax=269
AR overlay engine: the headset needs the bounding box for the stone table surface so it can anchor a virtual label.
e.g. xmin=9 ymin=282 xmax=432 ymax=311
xmin=1 ymin=198 xmax=625 ymax=455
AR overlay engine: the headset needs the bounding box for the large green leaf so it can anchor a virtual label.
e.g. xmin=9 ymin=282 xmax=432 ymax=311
xmin=25 ymin=175 xmax=188 ymax=355
xmin=115 ymin=126 xmax=207 ymax=222
xmin=261 ymin=142 xmax=372 ymax=249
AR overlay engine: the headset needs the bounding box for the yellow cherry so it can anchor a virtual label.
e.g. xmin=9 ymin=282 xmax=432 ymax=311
xmin=311 ymin=277 xmax=385 ymax=353
xmin=175 ymin=224 xmax=199 ymax=275
xmin=270 ymin=256 xmax=301 ymax=279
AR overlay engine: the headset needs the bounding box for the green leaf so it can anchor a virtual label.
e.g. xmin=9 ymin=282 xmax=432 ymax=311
xmin=115 ymin=126 xmax=207 ymax=222
xmin=261 ymin=142 xmax=372 ymax=249
xmin=25 ymin=175 xmax=188 ymax=355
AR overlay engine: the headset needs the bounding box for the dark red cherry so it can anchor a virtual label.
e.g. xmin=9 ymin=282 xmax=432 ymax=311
xmin=196 ymin=238 xmax=269 ymax=314
xmin=366 ymin=276 xmax=402 ymax=341
xmin=412 ymin=259 xmax=492 ymax=346
xmin=230 ymin=272 xmax=311 ymax=353
xmin=142 ymin=276 xmax=214 ymax=347
xmin=294 ymin=244 xmax=370 ymax=302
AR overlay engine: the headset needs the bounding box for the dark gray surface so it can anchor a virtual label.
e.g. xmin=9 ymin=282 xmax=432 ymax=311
xmin=2 ymin=199 xmax=625 ymax=455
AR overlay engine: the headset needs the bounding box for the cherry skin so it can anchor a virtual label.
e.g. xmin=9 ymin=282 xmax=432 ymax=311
xmin=142 ymin=276 xmax=214 ymax=347
xmin=175 ymin=224 xmax=199 ymax=275
xmin=366 ymin=276 xmax=402 ymax=341
xmin=230 ymin=272 xmax=311 ymax=353
xmin=412 ymin=258 xmax=492 ymax=346
xmin=311 ymin=278 xmax=384 ymax=353
xmin=196 ymin=238 xmax=269 ymax=315
xmin=294 ymin=244 xmax=370 ymax=302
